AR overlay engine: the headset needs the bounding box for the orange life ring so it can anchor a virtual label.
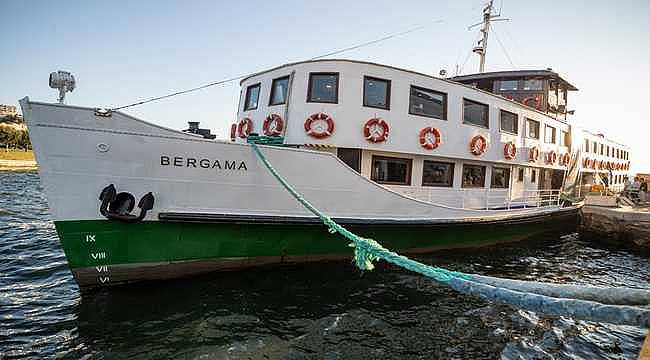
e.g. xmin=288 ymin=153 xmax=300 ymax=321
xmin=591 ymin=160 xmax=596 ymax=169
xmin=418 ymin=127 xmax=441 ymax=150
xmin=469 ymin=135 xmax=488 ymax=156
xmin=529 ymin=146 xmax=540 ymax=162
xmin=546 ymin=151 xmax=557 ymax=165
xmin=583 ymin=157 xmax=589 ymax=167
xmin=364 ymin=118 xmax=390 ymax=143
xmin=503 ymin=142 xmax=517 ymax=160
xmin=237 ymin=118 xmax=253 ymax=138
xmin=561 ymin=153 xmax=570 ymax=166
xmin=304 ymin=112 xmax=334 ymax=139
xmin=263 ymin=114 xmax=284 ymax=136
xmin=523 ymin=96 xmax=542 ymax=110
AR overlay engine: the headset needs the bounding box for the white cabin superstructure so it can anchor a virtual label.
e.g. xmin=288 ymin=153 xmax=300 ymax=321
xmin=234 ymin=59 xmax=581 ymax=209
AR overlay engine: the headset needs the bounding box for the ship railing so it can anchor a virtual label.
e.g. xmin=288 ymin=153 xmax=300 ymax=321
xmin=391 ymin=187 xmax=561 ymax=210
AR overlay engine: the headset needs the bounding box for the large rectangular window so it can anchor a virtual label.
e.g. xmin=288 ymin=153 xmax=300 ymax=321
xmin=592 ymin=142 xmax=597 ymax=153
xmin=269 ymin=76 xmax=290 ymax=106
xmin=409 ymin=86 xmax=447 ymax=119
xmin=462 ymin=164 xmax=486 ymax=188
xmin=500 ymin=110 xmax=518 ymax=134
xmin=463 ymin=99 xmax=489 ymax=128
xmin=523 ymin=79 xmax=543 ymax=90
xmin=491 ymin=167 xmax=511 ymax=188
xmin=363 ymin=76 xmax=391 ymax=110
xmin=526 ymin=118 xmax=540 ymax=139
xmin=544 ymin=124 xmax=556 ymax=144
xmin=562 ymin=131 xmax=571 ymax=147
xmin=371 ymin=156 xmax=412 ymax=185
xmin=584 ymin=139 xmax=589 ymax=152
xmin=422 ymin=161 xmax=454 ymax=187
xmin=337 ymin=148 xmax=361 ymax=173
xmin=244 ymin=83 xmax=260 ymax=111
xmin=499 ymin=80 xmax=519 ymax=91
xmin=307 ymin=73 xmax=339 ymax=103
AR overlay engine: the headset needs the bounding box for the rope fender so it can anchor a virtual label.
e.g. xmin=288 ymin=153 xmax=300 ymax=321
xmin=249 ymin=142 xmax=650 ymax=328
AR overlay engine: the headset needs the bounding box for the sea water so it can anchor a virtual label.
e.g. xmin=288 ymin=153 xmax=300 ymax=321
xmin=0 ymin=171 xmax=648 ymax=359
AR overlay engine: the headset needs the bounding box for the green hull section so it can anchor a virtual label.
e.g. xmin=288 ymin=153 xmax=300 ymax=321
xmin=54 ymin=210 xmax=577 ymax=288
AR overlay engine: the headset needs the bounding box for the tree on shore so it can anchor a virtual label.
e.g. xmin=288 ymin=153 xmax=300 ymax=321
xmin=0 ymin=126 xmax=31 ymax=151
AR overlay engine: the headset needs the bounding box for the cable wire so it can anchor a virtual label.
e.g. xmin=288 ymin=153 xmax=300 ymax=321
xmin=493 ymin=27 xmax=515 ymax=68
xmin=111 ymin=19 xmax=444 ymax=111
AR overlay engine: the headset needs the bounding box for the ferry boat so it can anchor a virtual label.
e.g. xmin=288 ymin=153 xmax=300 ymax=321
xmin=19 ymin=21 xmax=631 ymax=291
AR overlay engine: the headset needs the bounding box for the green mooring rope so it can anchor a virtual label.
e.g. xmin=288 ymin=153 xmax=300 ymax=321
xmin=250 ymin=142 xmax=469 ymax=282
xmin=249 ymin=142 xmax=650 ymax=328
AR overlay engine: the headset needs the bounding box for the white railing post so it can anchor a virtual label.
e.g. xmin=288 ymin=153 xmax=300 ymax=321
xmin=485 ymin=188 xmax=490 ymax=209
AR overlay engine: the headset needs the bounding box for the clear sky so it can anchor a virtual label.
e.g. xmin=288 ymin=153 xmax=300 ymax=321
xmin=2 ymin=0 xmax=649 ymax=172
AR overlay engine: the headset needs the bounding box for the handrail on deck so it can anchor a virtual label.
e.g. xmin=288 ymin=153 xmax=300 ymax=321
xmin=394 ymin=187 xmax=561 ymax=210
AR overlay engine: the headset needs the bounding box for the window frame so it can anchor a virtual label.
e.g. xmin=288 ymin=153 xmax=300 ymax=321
xmin=370 ymin=155 xmax=412 ymax=186
xmin=490 ymin=167 xmax=511 ymax=189
xmin=544 ymin=124 xmax=556 ymax=144
xmin=462 ymin=98 xmax=490 ymax=129
xmin=499 ymin=109 xmax=519 ymax=135
xmin=268 ymin=75 xmax=290 ymax=106
xmin=306 ymin=72 xmax=339 ymax=104
xmin=243 ymin=83 xmax=261 ymax=111
xmin=408 ymin=85 xmax=448 ymax=120
xmin=461 ymin=164 xmax=487 ymax=188
xmin=526 ymin=118 xmax=540 ymax=139
xmin=362 ymin=76 xmax=391 ymax=110
xmin=517 ymin=168 xmax=524 ymax=182
xmin=421 ymin=160 xmax=455 ymax=187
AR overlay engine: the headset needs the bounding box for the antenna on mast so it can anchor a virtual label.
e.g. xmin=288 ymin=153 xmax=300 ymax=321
xmin=468 ymin=0 xmax=510 ymax=73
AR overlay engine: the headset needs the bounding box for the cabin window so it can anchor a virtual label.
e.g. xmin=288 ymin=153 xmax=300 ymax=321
xmin=409 ymin=86 xmax=447 ymax=120
xmin=607 ymin=146 xmax=610 ymax=157
xmin=307 ymin=73 xmax=339 ymax=103
xmin=371 ymin=156 xmax=411 ymax=185
xmin=244 ymin=83 xmax=261 ymax=111
xmin=523 ymin=79 xmax=543 ymax=91
xmin=544 ymin=125 xmax=556 ymax=144
xmin=600 ymin=144 xmax=604 ymax=155
xmin=500 ymin=110 xmax=518 ymax=134
xmin=499 ymin=80 xmax=519 ymax=91
xmin=562 ymin=131 xmax=571 ymax=147
xmin=337 ymin=148 xmax=361 ymax=173
xmin=592 ymin=142 xmax=597 ymax=153
xmin=531 ymin=169 xmax=537 ymax=183
xmin=517 ymin=168 xmax=524 ymax=182
xmin=422 ymin=161 xmax=454 ymax=187
xmin=269 ymin=76 xmax=290 ymax=106
xmin=491 ymin=167 xmax=510 ymax=188
xmin=463 ymin=99 xmax=489 ymax=128
xmin=526 ymin=118 xmax=540 ymax=139
xmin=617 ymin=149 xmax=620 ymax=159
xmin=363 ymin=76 xmax=391 ymax=110
xmin=584 ymin=139 xmax=589 ymax=152
xmin=462 ymin=164 xmax=486 ymax=188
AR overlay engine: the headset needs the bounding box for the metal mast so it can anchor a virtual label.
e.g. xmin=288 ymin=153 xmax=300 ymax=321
xmin=469 ymin=0 xmax=509 ymax=73
xmin=473 ymin=0 xmax=494 ymax=73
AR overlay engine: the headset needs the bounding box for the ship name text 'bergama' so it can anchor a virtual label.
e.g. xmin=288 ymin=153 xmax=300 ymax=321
xmin=160 ymin=155 xmax=247 ymax=171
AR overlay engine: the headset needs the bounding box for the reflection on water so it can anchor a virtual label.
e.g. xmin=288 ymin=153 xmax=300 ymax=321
xmin=0 ymin=171 xmax=647 ymax=359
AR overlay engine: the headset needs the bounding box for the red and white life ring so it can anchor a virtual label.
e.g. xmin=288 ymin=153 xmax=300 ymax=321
xmin=591 ymin=160 xmax=596 ymax=169
xmin=560 ymin=153 xmax=570 ymax=166
xmin=230 ymin=123 xmax=237 ymax=141
xmin=418 ymin=127 xmax=441 ymax=150
xmin=263 ymin=114 xmax=284 ymax=136
xmin=583 ymin=157 xmax=590 ymax=168
xmin=546 ymin=151 xmax=557 ymax=165
xmin=529 ymin=146 xmax=540 ymax=162
xmin=504 ymin=142 xmax=517 ymax=160
xmin=364 ymin=118 xmax=390 ymax=143
xmin=523 ymin=96 xmax=542 ymax=110
xmin=469 ymin=135 xmax=488 ymax=156
xmin=304 ymin=112 xmax=335 ymax=139
xmin=237 ymin=118 xmax=253 ymax=138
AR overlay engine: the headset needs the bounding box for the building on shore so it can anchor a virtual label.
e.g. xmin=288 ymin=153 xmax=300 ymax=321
xmin=0 ymin=104 xmax=17 ymax=117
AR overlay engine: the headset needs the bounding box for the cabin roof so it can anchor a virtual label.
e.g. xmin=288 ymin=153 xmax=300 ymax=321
xmin=450 ymin=70 xmax=578 ymax=91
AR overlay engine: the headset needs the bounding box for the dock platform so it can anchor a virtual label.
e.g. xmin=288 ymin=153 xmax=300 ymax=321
xmin=580 ymin=197 xmax=650 ymax=251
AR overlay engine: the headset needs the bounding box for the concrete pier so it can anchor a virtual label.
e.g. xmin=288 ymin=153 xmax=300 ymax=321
xmin=580 ymin=201 xmax=650 ymax=251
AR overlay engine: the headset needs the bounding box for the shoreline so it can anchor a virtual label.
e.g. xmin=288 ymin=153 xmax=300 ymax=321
xmin=0 ymin=159 xmax=38 ymax=172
